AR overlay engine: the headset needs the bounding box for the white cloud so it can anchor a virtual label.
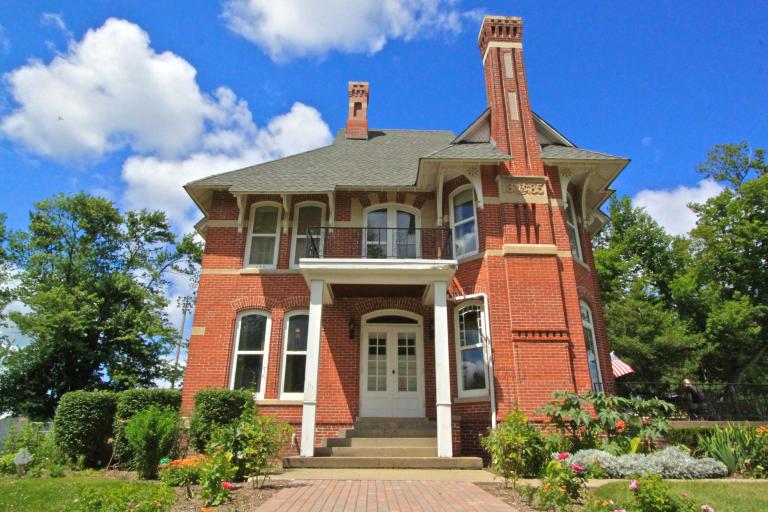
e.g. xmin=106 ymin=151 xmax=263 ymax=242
xmin=222 ymin=0 xmax=466 ymax=61
xmin=1 ymin=18 xmax=219 ymax=160
xmin=40 ymin=12 xmax=73 ymax=39
xmin=0 ymin=24 xmax=9 ymax=54
xmin=122 ymin=101 xmax=332 ymax=234
xmin=633 ymin=179 xmax=724 ymax=236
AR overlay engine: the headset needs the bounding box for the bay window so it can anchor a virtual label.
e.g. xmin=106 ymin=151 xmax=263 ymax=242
xmin=450 ymin=188 xmax=478 ymax=258
xmin=565 ymin=193 xmax=583 ymax=261
xmin=580 ymin=301 xmax=604 ymax=393
xmin=454 ymin=302 xmax=488 ymax=397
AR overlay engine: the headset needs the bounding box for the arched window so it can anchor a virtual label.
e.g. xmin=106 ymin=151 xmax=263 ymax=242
xmin=580 ymin=301 xmax=604 ymax=393
xmin=363 ymin=204 xmax=420 ymax=259
xmin=450 ymin=187 xmax=478 ymax=258
xmin=291 ymin=203 xmax=325 ymax=266
xmin=244 ymin=203 xmax=281 ymax=268
xmin=565 ymin=193 xmax=583 ymax=261
xmin=454 ymin=302 xmax=488 ymax=397
xmin=280 ymin=312 xmax=309 ymax=399
xmin=230 ymin=311 xmax=271 ymax=398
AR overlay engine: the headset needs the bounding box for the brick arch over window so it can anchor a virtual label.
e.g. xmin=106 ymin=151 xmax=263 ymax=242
xmin=229 ymin=296 xmax=280 ymax=312
xmin=279 ymin=296 xmax=310 ymax=312
xmin=576 ymin=286 xmax=596 ymax=307
xmin=340 ymin=297 xmax=433 ymax=334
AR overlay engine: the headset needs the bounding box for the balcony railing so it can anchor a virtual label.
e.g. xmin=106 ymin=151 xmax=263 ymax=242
xmin=304 ymin=227 xmax=453 ymax=260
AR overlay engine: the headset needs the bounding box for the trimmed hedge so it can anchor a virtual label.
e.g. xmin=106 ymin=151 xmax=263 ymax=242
xmin=113 ymin=389 xmax=182 ymax=463
xmin=54 ymin=390 xmax=117 ymax=467
xmin=189 ymin=388 xmax=255 ymax=451
xmin=666 ymin=427 xmax=718 ymax=452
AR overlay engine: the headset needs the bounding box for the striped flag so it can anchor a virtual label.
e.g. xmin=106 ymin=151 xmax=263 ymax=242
xmin=611 ymin=351 xmax=634 ymax=378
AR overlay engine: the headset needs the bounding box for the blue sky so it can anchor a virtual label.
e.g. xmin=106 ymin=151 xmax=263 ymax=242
xmin=0 ymin=1 xmax=766 ymax=345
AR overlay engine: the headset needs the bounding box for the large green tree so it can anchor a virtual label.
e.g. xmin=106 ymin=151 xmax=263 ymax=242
xmin=0 ymin=194 xmax=200 ymax=419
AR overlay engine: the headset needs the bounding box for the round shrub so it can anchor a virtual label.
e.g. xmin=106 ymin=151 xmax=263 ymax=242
xmin=113 ymin=389 xmax=181 ymax=463
xmin=54 ymin=390 xmax=117 ymax=467
xmin=188 ymin=388 xmax=255 ymax=451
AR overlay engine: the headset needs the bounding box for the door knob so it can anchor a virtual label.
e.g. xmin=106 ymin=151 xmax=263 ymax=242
xmin=392 ymin=369 xmax=395 ymax=374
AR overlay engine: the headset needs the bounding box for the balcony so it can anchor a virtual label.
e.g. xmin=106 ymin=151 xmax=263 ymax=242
xmin=303 ymin=227 xmax=453 ymax=260
xmin=298 ymin=227 xmax=457 ymax=304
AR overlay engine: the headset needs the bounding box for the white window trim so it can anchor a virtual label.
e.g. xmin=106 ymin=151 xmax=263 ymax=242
xmin=229 ymin=310 xmax=271 ymax=399
xmin=449 ymin=186 xmax=479 ymax=260
xmin=362 ymin=203 xmax=422 ymax=259
xmin=454 ymin=301 xmax=489 ymax=398
xmin=580 ymin=300 xmax=604 ymax=393
xmin=290 ymin=202 xmax=326 ymax=268
xmin=279 ymin=310 xmax=309 ymax=400
xmin=243 ymin=201 xmax=282 ymax=269
xmin=566 ymin=193 xmax=584 ymax=262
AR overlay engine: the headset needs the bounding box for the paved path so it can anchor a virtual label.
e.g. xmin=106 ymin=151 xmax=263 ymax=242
xmin=258 ymin=480 xmax=513 ymax=511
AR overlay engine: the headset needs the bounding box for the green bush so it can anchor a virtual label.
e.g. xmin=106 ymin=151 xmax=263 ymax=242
xmin=124 ymin=406 xmax=180 ymax=479
xmin=666 ymin=427 xmax=717 ymax=451
xmin=113 ymin=389 xmax=181 ymax=463
xmin=210 ymin=410 xmax=292 ymax=487
xmin=54 ymin=391 xmax=117 ymax=467
xmin=480 ymin=408 xmax=547 ymax=487
xmin=189 ymin=388 xmax=255 ymax=451
xmin=535 ymin=459 xmax=587 ymax=511
xmin=158 ymin=454 xmax=209 ymax=499
xmin=628 ymin=475 xmax=713 ymax=512
xmin=69 ymin=481 xmax=176 ymax=512
xmin=199 ymin=447 xmax=235 ymax=506
xmin=0 ymin=453 xmax=15 ymax=474
xmin=697 ymin=424 xmax=768 ymax=477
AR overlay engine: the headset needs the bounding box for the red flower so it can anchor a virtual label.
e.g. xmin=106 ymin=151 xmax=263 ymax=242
xmin=557 ymin=452 xmax=570 ymax=460
xmin=220 ymin=481 xmax=234 ymax=490
xmin=615 ymin=420 xmax=626 ymax=431
xmin=571 ymin=463 xmax=585 ymax=473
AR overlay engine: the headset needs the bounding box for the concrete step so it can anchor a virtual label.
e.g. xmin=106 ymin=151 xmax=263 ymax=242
xmin=355 ymin=417 xmax=435 ymax=428
xmin=316 ymin=446 xmax=437 ymax=457
xmin=283 ymin=456 xmax=483 ymax=469
xmin=345 ymin=427 xmax=436 ymax=438
xmin=325 ymin=437 xmax=438 ymax=448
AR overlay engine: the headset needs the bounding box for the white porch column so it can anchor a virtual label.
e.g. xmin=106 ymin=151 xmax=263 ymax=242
xmin=433 ymin=280 xmax=453 ymax=457
xmin=300 ymin=279 xmax=324 ymax=457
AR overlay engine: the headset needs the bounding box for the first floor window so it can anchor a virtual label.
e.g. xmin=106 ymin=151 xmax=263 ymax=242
xmin=230 ymin=311 xmax=270 ymax=397
xmin=281 ymin=313 xmax=309 ymax=398
xmin=455 ymin=302 xmax=488 ymax=396
xmin=450 ymin=188 xmax=478 ymax=258
xmin=580 ymin=301 xmax=604 ymax=392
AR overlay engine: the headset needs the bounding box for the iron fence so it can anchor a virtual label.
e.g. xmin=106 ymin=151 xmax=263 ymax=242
xmin=304 ymin=227 xmax=454 ymax=260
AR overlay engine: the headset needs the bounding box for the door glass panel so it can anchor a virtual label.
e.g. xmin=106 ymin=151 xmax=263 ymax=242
xmin=397 ymin=333 xmax=417 ymax=392
xmin=367 ymin=332 xmax=387 ymax=391
xmin=365 ymin=209 xmax=387 ymax=258
xmin=396 ymin=211 xmax=417 ymax=258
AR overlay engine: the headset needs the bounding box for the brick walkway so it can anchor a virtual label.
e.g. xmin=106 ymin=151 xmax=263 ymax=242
xmin=258 ymin=480 xmax=513 ymax=511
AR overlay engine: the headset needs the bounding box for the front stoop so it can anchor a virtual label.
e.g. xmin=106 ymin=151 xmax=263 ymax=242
xmin=283 ymin=417 xmax=483 ymax=469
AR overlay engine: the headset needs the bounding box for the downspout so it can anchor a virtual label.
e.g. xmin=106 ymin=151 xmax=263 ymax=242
xmin=450 ymin=292 xmax=497 ymax=428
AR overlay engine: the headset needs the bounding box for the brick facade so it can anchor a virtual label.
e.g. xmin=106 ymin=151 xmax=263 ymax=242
xmin=182 ymin=16 xmax=617 ymax=456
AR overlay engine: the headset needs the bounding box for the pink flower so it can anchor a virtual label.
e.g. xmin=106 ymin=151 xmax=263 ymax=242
xmin=557 ymin=452 xmax=570 ymax=460
xmin=220 ymin=481 xmax=234 ymax=490
xmin=701 ymin=506 xmax=715 ymax=512
xmin=629 ymin=480 xmax=639 ymax=490
xmin=571 ymin=463 xmax=585 ymax=473
xmin=612 ymin=509 xmax=626 ymax=512
xmin=680 ymin=492 xmax=688 ymax=497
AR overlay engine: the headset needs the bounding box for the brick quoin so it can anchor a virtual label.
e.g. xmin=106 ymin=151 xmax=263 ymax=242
xmin=182 ymin=15 xmax=624 ymax=456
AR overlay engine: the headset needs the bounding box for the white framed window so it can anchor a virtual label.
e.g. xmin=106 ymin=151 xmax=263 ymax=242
xmin=580 ymin=301 xmax=604 ymax=393
xmin=280 ymin=311 xmax=309 ymax=399
xmin=454 ymin=301 xmax=488 ymax=397
xmin=362 ymin=203 xmax=421 ymax=259
xmin=290 ymin=202 xmax=325 ymax=267
xmin=244 ymin=202 xmax=281 ymax=268
xmin=565 ymin=193 xmax=583 ymax=261
xmin=449 ymin=187 xmax=479 ymax=259
xmin=229 ymin=311 xmax=271 ymax=398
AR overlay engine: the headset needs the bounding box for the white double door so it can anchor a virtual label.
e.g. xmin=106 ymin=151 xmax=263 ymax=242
xmin=360 ymin=325 xmax=425 ymax=418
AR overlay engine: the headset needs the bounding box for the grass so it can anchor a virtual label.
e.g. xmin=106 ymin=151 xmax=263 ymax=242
xmin=592 ymin=480 xmax=768 ymax=512
xmin=0 ymin=475 xmax=176 ymax=512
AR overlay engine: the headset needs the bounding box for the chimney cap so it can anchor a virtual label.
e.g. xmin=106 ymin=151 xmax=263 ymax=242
xmin=478 ymin=15 xmax=523 ymax=54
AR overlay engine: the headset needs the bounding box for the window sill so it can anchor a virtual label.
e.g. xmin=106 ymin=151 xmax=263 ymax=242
xmin=255 ymin=399 xmax=303 ymax=406
xmin=240 ymin=268 xmax=299 ymax=275
xmin=454 ymin=394 xmax=491 ymax=404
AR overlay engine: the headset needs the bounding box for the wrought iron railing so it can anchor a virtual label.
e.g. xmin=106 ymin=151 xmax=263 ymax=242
xmin=304 ymin=227 xmax=453 ymax=260
xmin=616 ymin=381 xmax=768 ymax=421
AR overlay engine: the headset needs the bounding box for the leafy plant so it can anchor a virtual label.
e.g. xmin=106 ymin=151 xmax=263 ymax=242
xmin=69 ymin=481 xmax=176 ymax=512
xmin=481 ymin=408 xmax=548 ymax=487
xmin=123 ymin=405 xmax=180 ymax=479
xmin=113 ymin=388 xmax=181 ymax=464
xmin=537 ymin=391 xmax=600 ymax=452
xmin=189 ymin=388 xmax=255 ymax=451
xmin=535 ymin=459 xmax=587 ymax=511
xmin=199 ymin=446 xmax=235 ymax=506
xmin=697 ymin=424 xmax=768 ymax=477
xmin=628 ymin=475 xmax=713 ymax=512
xmin=565 ymin=447 xmax=727 ymax=479
xmin=210 ymin=410 xmax=292 ymax=487
xmin=158 ymin=454 xmax=209 ymax=498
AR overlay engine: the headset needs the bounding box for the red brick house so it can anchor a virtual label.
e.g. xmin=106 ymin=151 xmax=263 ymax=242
xmin=182 ymin=15 xmax=628 ymax=467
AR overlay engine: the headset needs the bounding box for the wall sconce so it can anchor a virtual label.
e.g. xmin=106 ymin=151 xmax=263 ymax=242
xmin=348 ymin=318 xmax=356 ymax=340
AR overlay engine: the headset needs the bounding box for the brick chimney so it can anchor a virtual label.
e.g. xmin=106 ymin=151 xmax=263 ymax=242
xmin=478 ymin=16 xmax=542 ymax=174
xmin=346 ymin=81 xmax=369 ymax=140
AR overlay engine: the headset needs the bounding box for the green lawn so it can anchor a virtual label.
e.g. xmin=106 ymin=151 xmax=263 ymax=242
xmin=592 ymin=480 xmax=768 ymax=512
xmin=0 ymin=475 xmax=176 ymax=512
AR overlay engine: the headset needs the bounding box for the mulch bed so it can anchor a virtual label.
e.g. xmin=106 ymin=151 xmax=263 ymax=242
xmin=170 ymin=480 xmax=291 ymax=511
xmin=475 ymin=482 xmax=539 ymax=511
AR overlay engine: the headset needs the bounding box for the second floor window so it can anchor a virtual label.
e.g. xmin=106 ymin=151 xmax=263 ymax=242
xmin=230 ymin=311 xmax=271 ymax=398
xmin=565 ymin=193 xmax=583 ymax=261
xmin=245 ymin=204 xmax=281 ymax=268
xmin=292 ymin=204 xmax=324 ymax=265
xmin=364 ymin=205 xmax=419 ymax=259
xmin=450 ymin=188 xmax=478 ymax=258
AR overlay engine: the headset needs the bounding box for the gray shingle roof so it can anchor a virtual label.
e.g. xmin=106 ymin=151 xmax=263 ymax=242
xmin=540 ymin=145 xmax=627 ymax=161
xmin=424 ymin=142 xmax=511 ymax=160
xmin=188 ymin=129 xmax=457 ymax=193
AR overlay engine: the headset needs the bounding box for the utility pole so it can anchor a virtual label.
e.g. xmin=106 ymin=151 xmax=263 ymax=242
xmin=171 ymin=296 xmax=193 ymax=389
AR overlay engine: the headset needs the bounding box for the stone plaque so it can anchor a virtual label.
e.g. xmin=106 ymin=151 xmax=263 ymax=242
xmin=498 ymin=176 xmax=549 ymax=204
